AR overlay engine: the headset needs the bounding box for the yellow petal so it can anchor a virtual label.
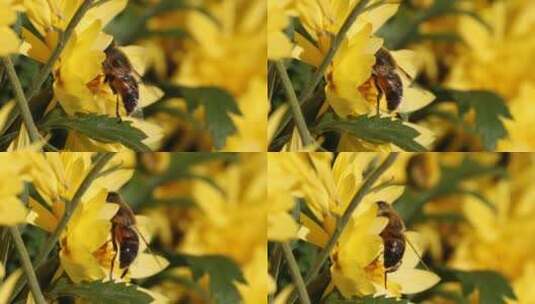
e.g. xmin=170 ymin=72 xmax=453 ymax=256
xmin=128 ymin=254 xmax=169 ymax=279
xmin=300 ymin=213 xmax=329 ymax=248
xmin=268 ymin=212 xmax=299 ymax=241
xmin=0 ymin=197 xmax=28 ymax=226
xmin=389 ymin=268 xmax=440 ymax=294
xmin=0 ymin=27 xmax=20 ymax=56
xmin=0 ymin=100 xmax=15 ymax=133
xmin=0 ymin=269 xmax=23 ymax=304
xmin=27 ymin=197 xmax=58 ymax=233
xmin=139 ymin=84 xmax=164 ymax=108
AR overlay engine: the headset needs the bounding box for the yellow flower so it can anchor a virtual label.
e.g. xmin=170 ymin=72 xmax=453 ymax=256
xmin=274 ymin=152 xmax=439 ymax=298
xmin=447 ymin=1 xmax=535 ymax=149
xmin=180 ymin=153 xmax=267 ymax=302
xmin=287 ymin=1 xmax=435 ymax=150
xmin=267 ymin=153 xmax=299 ymax=241
xmin=59 ymin=189 xmax=120 ymax=282
xmin=20 ymin=0 xmax=164 ymax=151
xmin=498 ymin=84 xmax=535 ymax=151
xmin=449 ymin=155 xmax=535 ymax=303
xmin=0 ymin=263 xmax=23 ymax=304
xmin=222 ymin=77 xmax=268 ymax=151
xmin=0 ymin=0 xmax=22 ymax=56
xmin=176 ymin=0 xmax=267 ymax=151
xmin=0 ymin=153 xmax=30 ymax=226
xmin=267 ymin=0 xmax=294 ymax=60
xmin=26 ymin=153 xmax=134 ymax=213
xmin=25 ymin=153 xmax=169 ymax=284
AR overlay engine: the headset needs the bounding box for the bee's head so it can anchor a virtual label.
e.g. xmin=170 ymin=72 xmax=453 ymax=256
xmin=106 ymin=192 xmax=121 ymax=203
xmin=376 ymin=201 xmax=389 ymax=211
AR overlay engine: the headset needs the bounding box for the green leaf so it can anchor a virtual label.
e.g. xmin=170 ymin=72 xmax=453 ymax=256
xmin=48 ymin=278 xmax=153 ymax=304
xmin=315 ymin=113 xmax=427 ymax=151
xmin=167 ymin=254 xmax=246 ymax=304
xmin=445 ymin=90 xmax=512 ymax=150
xmin=40 ymin=108 xmax=151 ymax=151
xmin=163 ymin=86 xmax=241 ymax=149
xmin=436 ymin=269 xmax=516 ymax=304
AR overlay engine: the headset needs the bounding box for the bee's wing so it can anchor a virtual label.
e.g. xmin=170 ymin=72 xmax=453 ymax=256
xmin=129 ymin=107 xmax=144 ymax=120
xmin=131 ymin=217 xmax=164 ymax=269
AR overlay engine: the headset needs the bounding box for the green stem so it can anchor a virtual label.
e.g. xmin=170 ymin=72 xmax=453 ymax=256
xmin=270 ymin=0 xmax=372 ymax=145
xmin=281 ymin=242 xmax=311 ymax=304
xmin=9 ymin=226 xmax=47 ymax=304
xmin=288 ymin=153 xmax=399 ymax=303
xmin=2 ymin=57 xmax=41 ymax=145
xmin=275 ymin=61 xmax=315 ymax=147
xmin=9 ymin=153 xmax=114 ymax=302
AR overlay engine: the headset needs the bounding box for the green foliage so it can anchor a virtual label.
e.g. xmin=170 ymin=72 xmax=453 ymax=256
xmin=167 ymin=254 xmax=246 ymax=304
xmin=437 ymin=268 xmax=516 ymax=304
xmin=438 ymin=89 xmax=512 ymax=150
xmin=163 ymin=85 xmax=241 ymax=149
xmin=456 ymin=271 xmax=516 ymax=304
xmin=395 ymin=157 xmax=506 ymax=223
xmin=47 ymin=278 xmax=153 ymax=304
xmin=40 ymin=108 xmax=151 ymax=151
xmin=315 ymin=113 xmax=427 ymax=151
xmin=378 ymin=0 xmax=491 ymax=49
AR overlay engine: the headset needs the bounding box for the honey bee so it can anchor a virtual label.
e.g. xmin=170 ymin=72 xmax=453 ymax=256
xmin=372 ymin=48 xmax=411 ymax=114
xmin=103 ymin=43 xmax=140 ymax=117
xmin=106 ymin=192 xmax=152 ymax=279
xmin=376 ymin=201 xmax=429 ymax=288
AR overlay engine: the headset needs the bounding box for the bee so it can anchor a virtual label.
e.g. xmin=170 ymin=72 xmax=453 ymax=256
xmin=371 ymin=48 xmax=411 ymax=114
xmin=103 ymin=43 xmax=140 ymax=117
xmin=106 ymin=192 xmax=154 ymax=279
xmin=376 ymin=201 xmax=429 ymax=288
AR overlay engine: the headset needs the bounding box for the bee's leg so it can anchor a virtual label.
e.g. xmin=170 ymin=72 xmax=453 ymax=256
xmin=110 ymin=233 xmax=118 ymax=281
xmin=376 ymin=90 xmax=383 ymax=116
xmin=120 ymin=268 xmax=129 ymax=279
xmin=384 ymin=272 xmax=388 ymax=289
xmin=115 ymin=96 xmax=122 ymax=122
xmin=374 ymin=78 xmax=383 ymax=116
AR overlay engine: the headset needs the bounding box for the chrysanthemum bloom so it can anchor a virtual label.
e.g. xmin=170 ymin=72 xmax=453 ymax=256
xmin=450 ymin=154 xmax=535 ymax=303
xmin=445 ymin=0 xmax=535 ymax=150
xmin=276 ymin=152 xmax=439 ymax=298
xmin=25 ymin=153 xmax=168 ymax=285
xmin=0 ymin=0 xmax=22 ymax=56
xmin=175 ymin=0 xmax=267 ymax=151
xmin=291 ymin=0 xmax=435 ymax=150
xmin=179 ymin=153 xmax=268 ymax=303
xmin=0 ymin=153 xmax=31 ymax=226
xmin=20 ymin=0 xmax=163 ymax=151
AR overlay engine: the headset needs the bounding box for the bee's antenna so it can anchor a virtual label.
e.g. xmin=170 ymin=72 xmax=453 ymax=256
xmin=406 ymin=237 xmax=431 ymax=271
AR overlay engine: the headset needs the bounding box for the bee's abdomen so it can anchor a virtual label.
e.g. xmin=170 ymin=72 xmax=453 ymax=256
xmin=119 ymin=228 xmax=139 ymax=268
xmin=384 ymin=74 xmax=403 ymax=111
xmin=382 ymin=236 xmax=405 ymax=271
xmin=120 ymin=75 xmax=139 ymax=115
